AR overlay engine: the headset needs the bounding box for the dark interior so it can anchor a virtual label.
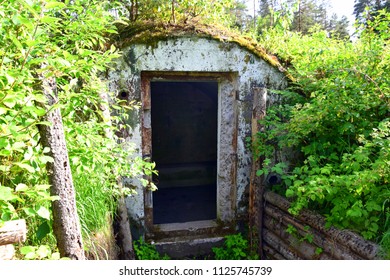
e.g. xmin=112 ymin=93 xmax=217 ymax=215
xmin=151 ymin=81 xmax=218 ymax=224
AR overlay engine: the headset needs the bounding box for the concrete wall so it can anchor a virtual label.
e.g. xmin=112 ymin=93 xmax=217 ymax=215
xmin=107 ymin=36 xmax=288 ymax=235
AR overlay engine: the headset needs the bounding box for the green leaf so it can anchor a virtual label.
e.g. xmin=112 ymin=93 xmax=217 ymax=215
xmin=41 ymin=16 xmax=61 ymax=24
xmin=36 ymin=245 xmax=51 ymax=259
xmin=20 ymin=246 xmax=35 ymax=255
xmin=1 ymin=212 xmax=12 ymax=221
xmin=5 ymin=73 xmax=15 ymax=85
xmin=346 ymin=209 xmax=362 ymax=218
xmin=15 ymin=183 xmax=28 ymax=192
xmin=36 ymin=221 xmax=50 ymax=241
xmin=25 ymin=252 xmax=37 ymax=259
xmin=31 ymin=94 xmax=47 ymax=103
xmin=315 ymin=247 xmax=323 ymax=255
xmin=256 ymin=169 xmax=264 ymax=176
xmin=12 ymin=141 xmax=26 ymax=150
xmin=14 ymin=162 xmax=36 ymax=173
xmin=369 ymin=223 xmax=379 ymax=233
xmin=35 ymin=184 xmax=51 ymax=190
xmin=23 ymin=207 xmax=36 ymax=217
xmin=50 ymin=252 xmax=61 ymax=260
xmin=37 ymin=206 xmax=50 ymax=220
xmin=0 ymin=186 xmax=18 ymax=201
xmin=0 ymin=107 xmax=7 ymax=114
xmin=45 ymin=1 xmax=66 ymax=9
xmin=366 ymin=201 xmax=382 ymax=212
xmin=9 ymin=36 xmax=24 ymax=53
xmin=39 ymin=155 xmax=54 ymax=164
xmin=3 ymin=96 xmax=17 ymax=108
xmin=286 ymin=189 xmax=295 ymax=197
xmin=0 ymin=138 xmax=9 ymax=149
xmin=17 ymin=0 xmax=39 ymax=18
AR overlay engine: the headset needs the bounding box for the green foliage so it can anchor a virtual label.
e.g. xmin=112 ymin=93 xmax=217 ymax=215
xmin=0 ymin=0 xmax=156 ymax=259
xmin=18 ymin=245 xmax=67 ymax=260
xmin=74 ymin=170 xmax=116 ymax=235
xmin=133 ymin=237 xmax=170 ymax=260
xmin=315 ymin=247 xmax=323 ymax=255
xmin=353 ymin=0 xmax=390 ymax=23
xmin=255 ymin=10 xmax=390 ymax=251
xmin=257 ymin=0 xmax=350 ymax=38
xmin=118 ymin=0 xmax=240 ymax=28
xmin=0 ymin=0 xmax=59 ymax=249
xmin=212 ymin=233 xmax=259 ymax=260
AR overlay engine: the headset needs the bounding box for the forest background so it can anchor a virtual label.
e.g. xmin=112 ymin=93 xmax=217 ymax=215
xmin=0 ymin=0 xmax=389 ymax=259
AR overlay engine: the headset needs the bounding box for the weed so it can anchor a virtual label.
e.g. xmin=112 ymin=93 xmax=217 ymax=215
xmin=212 ymin=233 xmax=259 ymax=260
xmin=133 ymin=238 xmax=170 ymax=260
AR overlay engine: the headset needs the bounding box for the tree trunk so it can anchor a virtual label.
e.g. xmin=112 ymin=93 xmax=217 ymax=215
xmin=171 ymin=0 xmax=176 ymax=23
xmin=130 ymin=0 xmax=137 ymax=21
xmin=38 ymin=73 xmax=85 ymax=260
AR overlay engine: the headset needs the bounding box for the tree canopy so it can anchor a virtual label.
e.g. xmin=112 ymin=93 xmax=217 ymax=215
xmin=256 ymin=0 xmax=350 ymax=38
xmin=354 ymin=0 xmax=390 ymax=22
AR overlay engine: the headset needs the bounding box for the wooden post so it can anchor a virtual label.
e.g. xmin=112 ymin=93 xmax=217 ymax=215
xmin=264 ymin=191 xmax=380 ymax=259
xmin=0 ymin=219 xmax=27 ymax=260
xmin=116 ymin=179 xmax=135 ymax=260
xmin=0 ymin=219 xmax=27 ymax=246
xmin=249 ymin=86 xmax=267 ymax=259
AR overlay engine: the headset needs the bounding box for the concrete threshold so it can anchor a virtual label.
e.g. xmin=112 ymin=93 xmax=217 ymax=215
xmin=155 ymin=220 xmax=218 ymax=232
xmin=148 ymin=220 xmax=229 ymax=259
xmin=154 ymin=235 xmax=224 ymax=259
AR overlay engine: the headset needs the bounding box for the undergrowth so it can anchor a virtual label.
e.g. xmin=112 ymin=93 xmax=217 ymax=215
xmin=212 ymin=233 xmax=259 ymax=260
xmin=74 ymin=169 xmax=118 ymax=259
xmin=255 ymin=10 xmax=390 ymax=257
xmin=133 ymin=237 xmax=170 ymax=260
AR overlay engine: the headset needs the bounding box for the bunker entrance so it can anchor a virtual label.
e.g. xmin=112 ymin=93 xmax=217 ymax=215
xmin=151 ymin=81 xmax=218 ymax=224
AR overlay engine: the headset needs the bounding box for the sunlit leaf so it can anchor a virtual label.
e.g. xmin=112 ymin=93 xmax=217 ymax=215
xmin=15 ymin=183 xmax=28 ymax=192
xmin=45 ymin=1 xmax=66 ymax=9
xmin=14 ymin=162 xmax=36 ymax=173
xmin=37 ymin=206 xmax=50 ymax=220
xmin=0 ymin=187 xmax=18 ymax=201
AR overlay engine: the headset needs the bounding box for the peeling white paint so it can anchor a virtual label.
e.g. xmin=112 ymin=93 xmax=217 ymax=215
xmin=108 ymin=37 xmax=287 ymax=233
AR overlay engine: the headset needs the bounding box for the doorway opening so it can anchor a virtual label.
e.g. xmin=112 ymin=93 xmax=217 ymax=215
xmin=151 ymin=81 xmax=218 ymax=224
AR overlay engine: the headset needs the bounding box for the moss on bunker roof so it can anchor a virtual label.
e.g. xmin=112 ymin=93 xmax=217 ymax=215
xmin=114 ymin=21 xmax=293 ymax=80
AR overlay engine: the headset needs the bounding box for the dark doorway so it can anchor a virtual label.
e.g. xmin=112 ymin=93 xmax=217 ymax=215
xmin=151 ymin=81 xmax=218 ymax=224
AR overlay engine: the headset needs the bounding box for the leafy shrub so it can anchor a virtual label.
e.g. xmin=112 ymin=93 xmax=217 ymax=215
xmin=0 ymin=0 xmax=156 ymax=259
xmin=133 ymin=238 xmax=170 ymax=260
xmin=212 ymin=233 xmax=259 ymax=260
xmin=256 ymin=10 xmax=390 ymax=251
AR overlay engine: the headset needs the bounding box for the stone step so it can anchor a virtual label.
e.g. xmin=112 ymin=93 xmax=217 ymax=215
xmin=146 ymin=220 xmax=234 ymax=240
xmin=153 ymin=235 xmax=225 ymax=259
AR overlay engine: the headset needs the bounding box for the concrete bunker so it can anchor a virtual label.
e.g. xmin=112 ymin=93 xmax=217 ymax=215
xmin=108 ymin=24 xmax=289 ymax=256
